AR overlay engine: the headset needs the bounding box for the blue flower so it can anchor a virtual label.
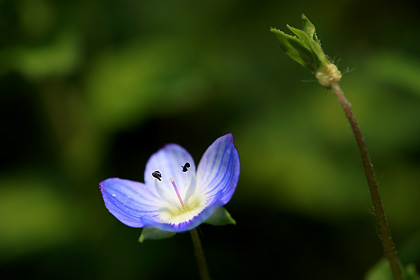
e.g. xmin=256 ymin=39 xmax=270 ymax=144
xmin=100 ymin=134 xmax=240 ymax=232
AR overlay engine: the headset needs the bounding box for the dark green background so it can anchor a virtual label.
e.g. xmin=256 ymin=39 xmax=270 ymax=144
xmin=1 ymin=0 xmax=420 ymax=279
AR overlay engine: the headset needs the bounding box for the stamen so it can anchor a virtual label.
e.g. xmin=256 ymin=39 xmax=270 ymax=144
xmin=182 ymin=162 xmax=190 ymax=172
xmin=152 ymin=171 xmax=162 ymax=181
xmin=169 ymin=177 xmax=185 ymax=208
xmin=184 ymin=173 xmax=196 ymax=204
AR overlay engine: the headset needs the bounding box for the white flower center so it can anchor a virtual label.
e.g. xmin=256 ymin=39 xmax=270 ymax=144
xmin=153 ymin=172 xmax=208 ymax=225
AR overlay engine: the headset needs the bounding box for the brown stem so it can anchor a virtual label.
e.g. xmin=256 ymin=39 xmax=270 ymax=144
xmin=190 ymin=228 xmax=212 ymax=280
xmin=331 ymin=82 xmax=403 ymax=280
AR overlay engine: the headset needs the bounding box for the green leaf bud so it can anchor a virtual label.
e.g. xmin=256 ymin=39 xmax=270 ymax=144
xmin=271 ymin=14 xmax=341 ymax=87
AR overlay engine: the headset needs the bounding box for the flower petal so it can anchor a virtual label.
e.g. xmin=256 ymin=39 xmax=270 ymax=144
xmin=144 ymin=144 xmax=196 ymax=201
xmin=196 ymin=133 xmax=240 ymax=205
xmin=100 ymin=178 xmax=164 ymax=228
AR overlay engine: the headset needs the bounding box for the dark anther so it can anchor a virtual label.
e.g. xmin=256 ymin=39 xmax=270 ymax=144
xmin=152 ymin=171 xmax=162 ymax=181
xmin=182 ymin=162 xmax=190 ymax=172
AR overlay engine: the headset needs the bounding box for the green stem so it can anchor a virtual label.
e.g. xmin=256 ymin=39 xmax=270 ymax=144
xmin=190 ymin=228 xmax=211 ymax=280
xmin=331 ymin=82 xmax=403 ymax=280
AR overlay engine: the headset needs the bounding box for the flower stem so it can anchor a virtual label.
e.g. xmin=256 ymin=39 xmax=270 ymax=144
xmin=190 ymin=228 xmax=211 ymax=280
xmin=330 ymin=82 xmax=403 ymax=280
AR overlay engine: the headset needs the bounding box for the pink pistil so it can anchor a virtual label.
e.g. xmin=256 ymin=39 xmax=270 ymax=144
xmin=169 ymin=177 xmax=185 ymax=208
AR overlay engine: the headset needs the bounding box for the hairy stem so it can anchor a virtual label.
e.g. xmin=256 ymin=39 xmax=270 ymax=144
xmin=190 ymin=228 xmax=211 ymax=280
xmin=331 ymin=82 xmax=403 ymax=280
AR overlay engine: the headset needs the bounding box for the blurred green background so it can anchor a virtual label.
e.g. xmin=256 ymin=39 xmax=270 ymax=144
xmin=1 ymin=0 xmax=420 ymax=279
